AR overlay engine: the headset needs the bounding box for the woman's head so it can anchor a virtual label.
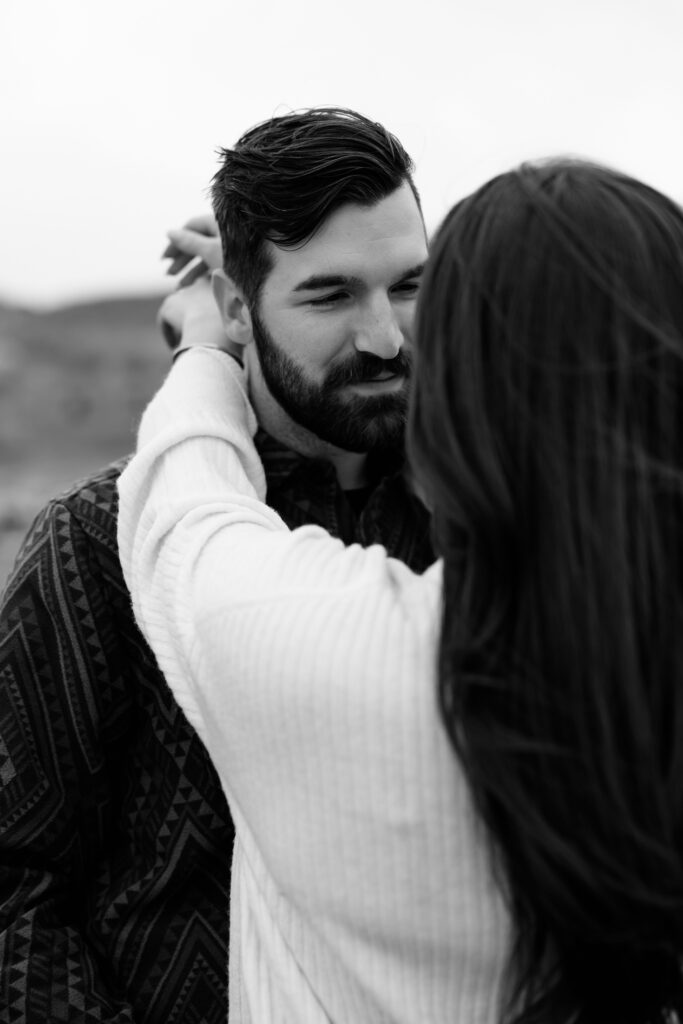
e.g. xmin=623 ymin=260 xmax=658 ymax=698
xmin=410 ymin=159 xmax=683 ymax=572
xmin=410 ymin=161 xmax=683 ymax=1022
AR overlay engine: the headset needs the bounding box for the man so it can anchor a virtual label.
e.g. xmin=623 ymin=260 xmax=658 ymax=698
xmin=0 ymin=107 xmax=433 ymax=1023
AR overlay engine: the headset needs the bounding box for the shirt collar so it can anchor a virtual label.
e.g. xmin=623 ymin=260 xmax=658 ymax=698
xmin=254 ymin=428 xmax=406 ymax=491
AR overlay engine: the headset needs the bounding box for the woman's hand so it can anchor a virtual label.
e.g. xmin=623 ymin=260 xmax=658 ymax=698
xmin=162 ymin=213 xmax=223 ymax=287
xmin=157 ymin=277 xmax=229 ymax=354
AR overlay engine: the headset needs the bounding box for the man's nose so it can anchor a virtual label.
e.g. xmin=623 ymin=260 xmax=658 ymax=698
xmin=353 ymin=303 xmax=404 ymax=360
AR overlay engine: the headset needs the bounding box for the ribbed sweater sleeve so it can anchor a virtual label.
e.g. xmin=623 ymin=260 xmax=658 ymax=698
xmin=117 ymin=348 xmax=509 ymax=1024
xmin=117 ymin=346 xmax=421 ymax=775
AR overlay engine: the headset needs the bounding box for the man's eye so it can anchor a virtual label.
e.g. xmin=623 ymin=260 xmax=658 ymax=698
xmin=308 ymin=292 xmax=348 ymax=307
xmin=393 ymin=280 xmax=421 ymax=296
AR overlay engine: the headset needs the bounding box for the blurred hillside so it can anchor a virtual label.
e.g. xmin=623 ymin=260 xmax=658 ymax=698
xmin=0 ymin=294 xmax=170 ymax=589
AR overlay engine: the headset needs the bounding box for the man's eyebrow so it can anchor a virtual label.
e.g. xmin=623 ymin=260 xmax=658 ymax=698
xmin=397 ymin=262 xmax=426 ymax=281
xmin=292 ymin=263 xmax=426 ymax=294
xmin=292 ymin=273 xmax=361 ymax=293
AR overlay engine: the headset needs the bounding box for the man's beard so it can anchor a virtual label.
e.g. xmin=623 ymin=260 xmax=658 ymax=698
xmin=250 ymin=307 xmax=411 ymax=454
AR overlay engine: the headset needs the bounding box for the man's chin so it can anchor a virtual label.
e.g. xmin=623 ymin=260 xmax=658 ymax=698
xmin=319 ymin=403 xmax=407 ymax=453
xmin=256 ymin=355 xmax=407 ymax=452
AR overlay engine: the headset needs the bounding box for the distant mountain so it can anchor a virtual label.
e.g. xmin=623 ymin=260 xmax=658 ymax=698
xmin=0 ymin=291 xmax=169 ymax=346
xmin=0 ymin=291 xmax=171 ymax=586
xmin=33 ymin=293 xmax=168 ymax=327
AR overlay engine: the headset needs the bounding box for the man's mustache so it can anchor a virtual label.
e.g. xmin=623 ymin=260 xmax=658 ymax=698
xmin=325 ymin=351 xmax=412 ymax=389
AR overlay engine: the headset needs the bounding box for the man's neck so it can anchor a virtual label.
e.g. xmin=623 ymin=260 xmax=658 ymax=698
xmin=248 ymin=372 xmax=370 ymax=491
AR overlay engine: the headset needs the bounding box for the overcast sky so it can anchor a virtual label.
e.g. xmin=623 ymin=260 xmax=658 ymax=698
xmin=2 ymin=0 xmax=682 ymax=308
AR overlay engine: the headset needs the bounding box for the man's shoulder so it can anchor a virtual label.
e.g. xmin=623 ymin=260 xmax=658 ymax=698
xmin=7 ymin=457 xmax=132 ymax=588
xmin=36 ymin=456 xmax=131 ymax=527
xmin=55 ymin=455 xmax=131 ymax=509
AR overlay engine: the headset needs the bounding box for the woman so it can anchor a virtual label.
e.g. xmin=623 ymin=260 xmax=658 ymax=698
xmin=118 ymin=160 xmax=683 ymax=1023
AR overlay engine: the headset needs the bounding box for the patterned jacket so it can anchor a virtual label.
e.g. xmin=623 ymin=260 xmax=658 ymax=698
xmin=0 ymin=436 xmax=433 ymax=1023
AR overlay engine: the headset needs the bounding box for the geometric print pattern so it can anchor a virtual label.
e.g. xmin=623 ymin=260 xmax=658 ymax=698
xmin=0 ymin=441 xmax=433 ymax=1023
xmin=0 ymin=731 xmax=16 ymax=786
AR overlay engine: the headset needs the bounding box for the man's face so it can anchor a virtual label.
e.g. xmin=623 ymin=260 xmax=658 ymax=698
xmin=248 ymin=181 xmax=428 ymax=453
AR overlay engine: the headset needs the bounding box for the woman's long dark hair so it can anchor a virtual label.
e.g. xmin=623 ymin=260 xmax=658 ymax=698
xmin=408 ymin=160 xmax=683 ymax=1023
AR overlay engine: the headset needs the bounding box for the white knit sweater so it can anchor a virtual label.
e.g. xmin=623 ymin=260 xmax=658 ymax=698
xmin=117 ymin=348 xmax=510 ymax=1024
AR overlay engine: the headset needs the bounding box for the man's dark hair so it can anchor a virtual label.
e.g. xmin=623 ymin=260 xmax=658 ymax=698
xmin=211 ymin=107 xmax=420 ymax=306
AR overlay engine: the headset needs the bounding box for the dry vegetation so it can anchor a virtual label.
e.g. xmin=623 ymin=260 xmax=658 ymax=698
xmin=0 ymin=294 xmax=170 ymax=588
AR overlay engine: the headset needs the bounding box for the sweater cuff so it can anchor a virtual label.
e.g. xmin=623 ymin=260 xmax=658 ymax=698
xmin=172 ymin=343 xmax=244 ymax=367
xmin=138 ymin=346 xmax=257 ymax=447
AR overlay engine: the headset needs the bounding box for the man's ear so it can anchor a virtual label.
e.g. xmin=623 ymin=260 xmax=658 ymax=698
xmin=211 ymin=269 xmax=254 ymax=346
